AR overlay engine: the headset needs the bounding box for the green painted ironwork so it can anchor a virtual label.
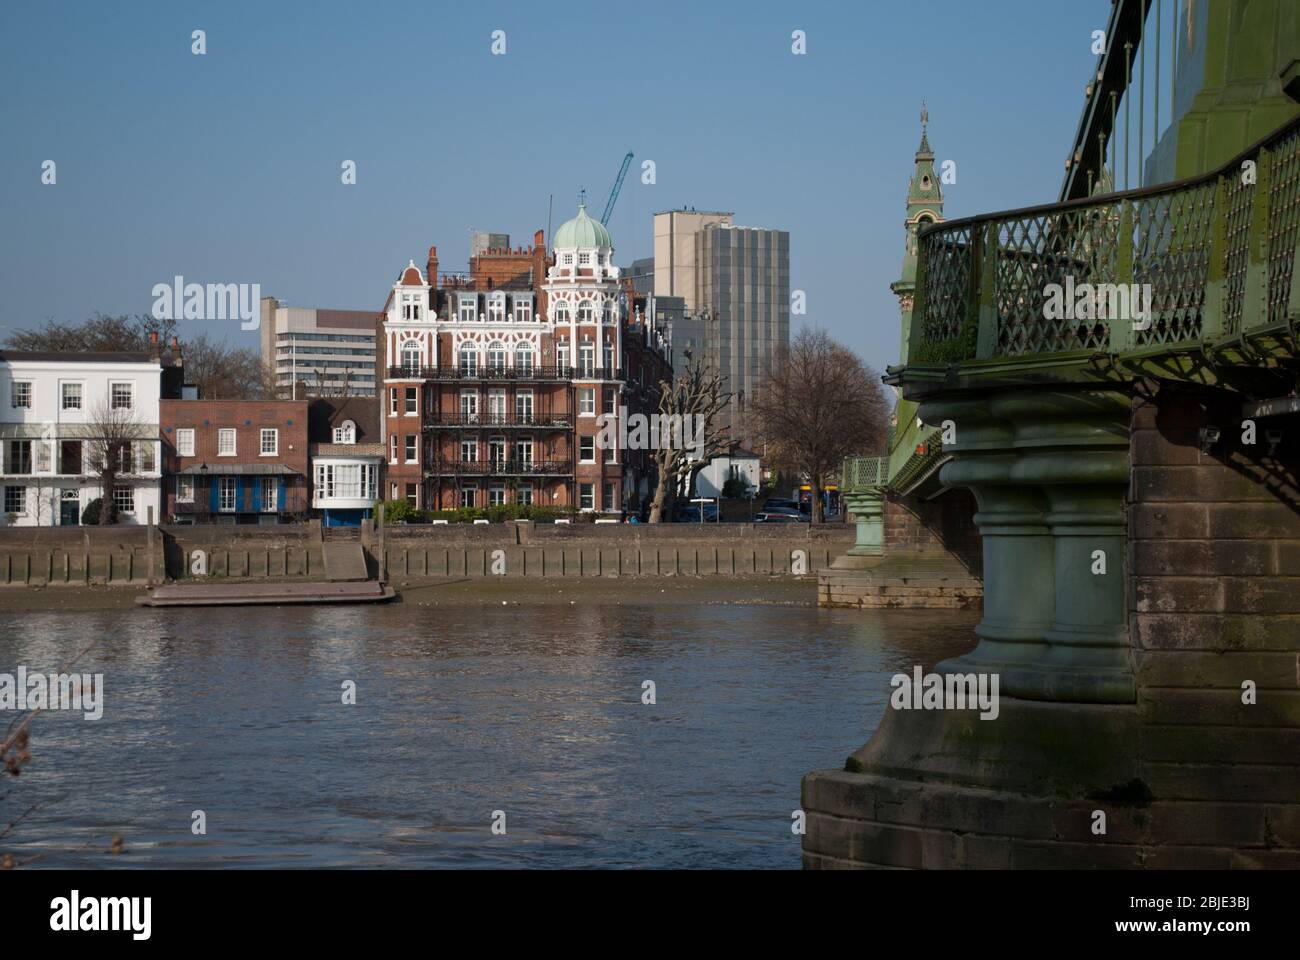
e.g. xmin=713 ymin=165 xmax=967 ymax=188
xmin=910 ymin=114 xmax=1300 ymax=365
xmin=840 ymin=455 xmax=887 ymax=493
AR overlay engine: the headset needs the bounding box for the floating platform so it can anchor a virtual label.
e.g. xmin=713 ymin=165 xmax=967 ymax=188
xmin=135 ymin=580 xmax=396 ymax=607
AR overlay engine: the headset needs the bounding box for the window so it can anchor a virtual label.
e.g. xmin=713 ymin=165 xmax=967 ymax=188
xmin=604 ymin=442 xmax=616 ymax=465
xmin=515 ymin=391 xmax=533 ymax=422
xmin=218 ymin=477 xmax=236 ymax=512
xmin=404 ymin=436 xmax=417 ymax=463
xmin=578 ymin=253 xmax=592 ymax=267
xmin=554 ymin=301 xmax=570 ymax=323
xmin=515 ymin=438 xmax=533 ymax=468
xmin=135 ymin=441 xmax=156 ymax=474
xmin=176 ymin=428 xmax=195 ymax=457
xmin=113 ymin=485 xmax=135 ymax=516
xmin=460 ymin=439 xmax=477 ymax=463
xmin=487 ymin=292 xmax=505 ymax=322
xmin=389 ymin=435 xmax=398 ymax=463
xmin=218 ymin=429 xmax=236 ymax=456
xmin=402 ymin=294 xmax=422 ymax=322
xmin=402 ymin=342 xmax=421 ymax=375
xmin=604 ymin=388 xmax=617 ymax=416
xmin=260 ymin=429 xmax=278 ymax=456
xmin=579 ymin=344 xmax=595 ymax=377
xmin=35 ymin=441 xmax=50 ymax=473
xmin=114 ymin=443 xmax=133 ymax=474
xmin=61 ymin=383 xmax=82 ymax=410
xmin=176 ymin=475 xmax=194 ymax=503
xmin=59 ymin=440 xmax=82 ymax=475
xmin=487 ymin=342 xmax=506 ymax=373
xmin=557 ymin=343 xmax=570 ymax=370
xmin=604 ymin=482 xmax=618 ymax=512
xmin=333 ymin=421 xmax=356 ymax=444
xmin=459 ymin=344 xmax=478 ymax=376
xmin=389 ymin=388 xmax=398 ymax=417
xmin=603 ymin=342 xmax=614 ymax=372
xmin=4 ymin=485 xmax=26 ymax=515
xmin=578 ymin=300 xmax=594 ymax=322
xmin=10 ymin=382 xmax=31 ymax=408
xmin=487 ymin=391 xmax=506 ymax=424
xmin=579 ymin=483 xmax=594 ymax=511
xmin=579 ymin=436 xmax=595 ymax=463
xmin=405 ymin=483 xmax=418 ymax=507
xmin=6 ymin=440 xmax=32 ymax=474
xmin=515 ymin=344 xmax=534 ymax=374
xmin=489 ymin=484 xmax=506 ymax=506
xmin=562 ymin=253 xmax=573 ymax=266
xmin=261 ymin=477 xmax=277 ymax=512
xmin=405 ymin=387 xmax=417 ymax=415
xmin=514 ymin=295 xmax=532 ymax=322
xmin=458 ymin=295 xmax=478 ymax=323
xmin=460 ymin=485 xmax=476 ymax=509
xmin=488 ymin=438 xmax=506 ymax=469
xmin=110 ymin=382 xmax=133 ymax=410
xmin=459 ymin=391 xmax=478 ymax=421
xmin=517 ymin=484 xmax=533 ymax=505
xmin=578 ymin=388 xmax=595 ymax=416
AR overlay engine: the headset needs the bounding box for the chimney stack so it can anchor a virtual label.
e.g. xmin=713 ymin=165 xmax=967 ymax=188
xmin=427 ymin=245 xmax=439 ymax=289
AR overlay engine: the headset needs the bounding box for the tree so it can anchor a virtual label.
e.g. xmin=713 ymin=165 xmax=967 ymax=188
xmin=750 ymin=329 xmax=889 ymax=523
xmin=647 ymin=353 xmax=731 ymax=523
xmin=83 ymin=399 xmax=153 ymax=525
xmin=178 ymin=332 xmax=263 ymax=399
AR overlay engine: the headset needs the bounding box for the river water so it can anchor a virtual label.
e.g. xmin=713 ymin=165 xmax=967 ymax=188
xmin=2 ymin=596 xmax=977 ymax=868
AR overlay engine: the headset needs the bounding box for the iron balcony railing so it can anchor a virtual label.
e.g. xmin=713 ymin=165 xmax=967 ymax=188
xmin=423 ymin=414 xmax=573 ymax=430
xmin=840 ymin=456 xmax=888 ymax=494
xmin=425 ymin=459 xmax=574 ymax=477
xmin=174 ymin=492 xmax=310 ymax=515
xmin=910 ymin=113 xmax=1300 ymax=365
xmin=386 ymin=365 xmax=620 ymax=382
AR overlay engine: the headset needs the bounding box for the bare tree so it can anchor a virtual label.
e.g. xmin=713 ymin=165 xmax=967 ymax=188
xmin=84 ymin=399 xmax=153 ymax=525
xmin=179 ymin=332 xmax=263 ymax=399
xmin=647 ymin=353 xmax=731 ymax=523
xmin=750 ymin=329 xmax=889 ymax=523
xmin=5 ymin=313 xmax=177 ymax=353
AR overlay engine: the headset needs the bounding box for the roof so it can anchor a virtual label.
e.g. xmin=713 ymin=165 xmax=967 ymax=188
xmin=553 ymin=203 xmax=612 ymax=250
xmin=310 ymin=443 xmax=385 ymax=458
xmin=178 ymin=463 xmax=299 ymax=476
xmin=0 ymin=351 xmax=155 ymax=364
xmin=307 ymin=396 xmax=380 ymax=444
xmin=400 ymin=261 xmax=426 ymax=286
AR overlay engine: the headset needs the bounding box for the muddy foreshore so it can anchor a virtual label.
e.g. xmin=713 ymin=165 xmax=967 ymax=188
xmin=0 ymin=576 xmax=818 ymax=613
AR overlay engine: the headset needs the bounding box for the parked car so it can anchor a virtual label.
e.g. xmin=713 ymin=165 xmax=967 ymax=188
xmin=673 ymin=501 xmax=718 ymax=522
xmin=755 ymin=506 xmax=806 ymax=522
xmin=763 ymin=497 xmax=810 ymax=516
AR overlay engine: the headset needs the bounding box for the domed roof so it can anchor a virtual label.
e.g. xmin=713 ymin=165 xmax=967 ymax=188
xmin=553 ymin=202 xmax=611 ymax=250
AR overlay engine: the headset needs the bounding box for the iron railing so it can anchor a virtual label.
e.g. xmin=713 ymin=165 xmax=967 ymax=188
xmin=386 ymin=365 xmax=619 ymax=382
xmin=425 ymin=460 xmax=574 ymax=477
xmin=840 ymin=456 xmax=888 ymax=494
xmin=911 ymin=114 xmax=1300 ymax=364
xmin=423 ymin=414 xmax=573 ymax=430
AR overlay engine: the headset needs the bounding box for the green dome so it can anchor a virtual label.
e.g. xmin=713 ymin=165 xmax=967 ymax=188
xmin=553 ymin=202 xmax=612 ymax=249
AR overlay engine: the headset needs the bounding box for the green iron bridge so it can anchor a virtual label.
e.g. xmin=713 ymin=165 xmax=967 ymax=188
xmin=809 ymin=0 xmax=1300 ymax=870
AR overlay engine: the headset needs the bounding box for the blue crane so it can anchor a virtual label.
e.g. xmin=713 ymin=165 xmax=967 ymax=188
xmin=600 ymin=152 xmax=634 ymax=226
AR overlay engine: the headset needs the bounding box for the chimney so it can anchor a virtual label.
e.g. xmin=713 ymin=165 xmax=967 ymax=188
xmin=427 ymin=245 xmax=439 ymax=289
xmin=171 ymin=335 xmax=183 ymax=367
xmin=149 ymin=330 xmax=160 ymax=362
xmin=534 ymin=228 xmax=545 ymax=250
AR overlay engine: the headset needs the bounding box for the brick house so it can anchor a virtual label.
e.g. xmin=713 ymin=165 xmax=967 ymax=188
xmin=308 ymin=396 xmax=383 ymax=526
xmin=160 ymin=399 xmax=309 ymax=523
xmin=376 ymin=205 xmax=673 ymax=515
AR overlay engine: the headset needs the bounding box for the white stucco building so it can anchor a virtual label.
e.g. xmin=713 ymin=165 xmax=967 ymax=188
xmin=0 ymin=350 xmax=166 ymax=526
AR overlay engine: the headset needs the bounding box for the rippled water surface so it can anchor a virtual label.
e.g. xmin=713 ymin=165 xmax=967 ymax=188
xmin=2 ymin=598 xmax=977 ymax=868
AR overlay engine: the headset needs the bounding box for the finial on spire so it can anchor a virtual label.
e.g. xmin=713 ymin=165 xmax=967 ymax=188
xmin=921 ymin=100 xmax=928 ymax=133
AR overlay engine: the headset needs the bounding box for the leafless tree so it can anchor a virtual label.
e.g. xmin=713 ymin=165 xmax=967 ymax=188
xmin=647 ymin=353 xmax=731 ymax=523
xmin=750 ymin=329 xmax=890 ymax=523
xmin=84 ymin=399 xmax=153 ymax=525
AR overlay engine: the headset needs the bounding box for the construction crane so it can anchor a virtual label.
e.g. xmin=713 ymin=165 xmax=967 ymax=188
xmin=600 ymin=151 xmax=634 ymax=226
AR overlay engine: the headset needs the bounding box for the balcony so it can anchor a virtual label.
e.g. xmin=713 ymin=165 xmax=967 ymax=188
xmin=425 ymin=459 xmax=574 ymax=478
xmin=423 ymin=414 xmax=573 ymax=430
xmin=385 ymin=365 xmax=621 ymax=382
xmin=906 ymin=114 xmax=1300 ymax=371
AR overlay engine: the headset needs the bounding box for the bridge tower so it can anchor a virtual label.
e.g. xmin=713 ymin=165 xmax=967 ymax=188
xmin=892 ymin=104 xmax=945 ymax=366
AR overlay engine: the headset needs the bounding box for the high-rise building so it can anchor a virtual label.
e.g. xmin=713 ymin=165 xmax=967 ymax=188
xmin=470 ymin=232 xmax=511 ymax=259
xmin=652 ymin=209 xmax=789 ymax=443
xmin=259 ymin=299 xmax=378 ymax=397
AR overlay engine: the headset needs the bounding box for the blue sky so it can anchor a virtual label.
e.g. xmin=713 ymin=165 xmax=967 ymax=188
xmin=0 ymin=0 xmax=1104 ymax=372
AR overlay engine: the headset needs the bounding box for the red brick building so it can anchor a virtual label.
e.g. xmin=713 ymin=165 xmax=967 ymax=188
xmin=377 ymin=206 xmax=673 ymax=515
xmin=160 ymin=400 xmax=310 ymax=523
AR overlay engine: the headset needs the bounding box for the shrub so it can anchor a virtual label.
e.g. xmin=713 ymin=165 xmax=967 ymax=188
xmin=721 ymin=477 xmax=750 ymax=499
xmin=81 ymin=497 xmax=104 ymax=525
xmin=379 ymin=499 xmax=421 ymax=525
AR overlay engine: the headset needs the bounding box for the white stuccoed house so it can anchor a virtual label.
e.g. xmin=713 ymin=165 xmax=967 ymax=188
xmin=0 ymin=348 xmax=171 ymax=526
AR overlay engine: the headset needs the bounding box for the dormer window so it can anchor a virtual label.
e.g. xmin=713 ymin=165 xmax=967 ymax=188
xmin=333 ymin=420 xmax=357 ymax=444
xmin=458 ymin=295 xmax=477 ymax=323
xmin=579 ymin=252 xmax=592 ymax=266
xmin=487 ymin=292 xmax=506 ymax=322
xmin=401 ymin=294 xmax=422 ymax=321
xmin=513 ymin=295 xmax=532 ymax=322
xmin=562 ymin=253 xmax=574 ymax=266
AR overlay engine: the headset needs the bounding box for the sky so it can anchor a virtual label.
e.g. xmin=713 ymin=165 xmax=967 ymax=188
xmin=0 ymin=0 xmax=1105 ymax=374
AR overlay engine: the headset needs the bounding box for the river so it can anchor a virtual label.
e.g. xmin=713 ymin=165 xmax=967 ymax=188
xmin=1 ymin=588 xmax=977 ymax=868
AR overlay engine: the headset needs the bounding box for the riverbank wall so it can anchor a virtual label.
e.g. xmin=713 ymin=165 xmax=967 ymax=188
xmin=0 ymin=522 xmax=854 ymax=585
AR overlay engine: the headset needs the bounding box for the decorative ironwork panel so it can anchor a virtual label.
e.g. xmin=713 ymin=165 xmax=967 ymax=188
xmin=1221 ymin=173 xmax=1254 ymax=335
xmin=1133 ymin=182 xmax=1216 ymax=346
xmin=842 ymin=456 xmax=887 ymax=492
xmin=1268 ymin=127 xmax=1300 ymax=326
xmin=919 ymin=226 xmax=972 ymax=347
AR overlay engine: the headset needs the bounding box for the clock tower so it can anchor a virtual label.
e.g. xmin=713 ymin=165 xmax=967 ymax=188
xmin=891 ymin=104 xmax=945 ymax=364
